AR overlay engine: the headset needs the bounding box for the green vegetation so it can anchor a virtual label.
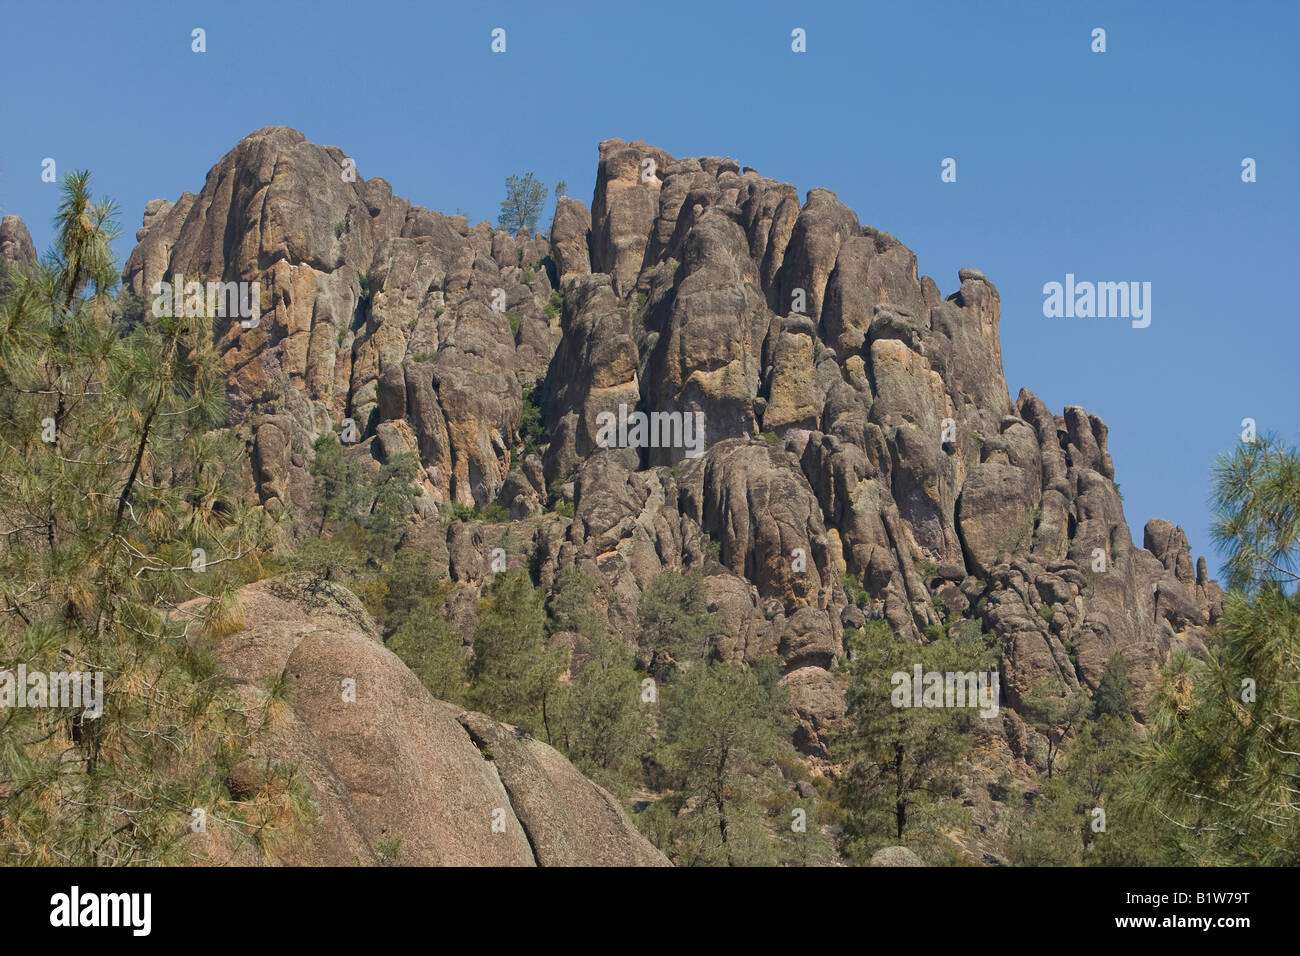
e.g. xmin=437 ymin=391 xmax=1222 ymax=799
xmin=445 ymin=501 xmax=510 ymax=524
xmin=0 ymin=173 xmax=310 ymax=864
xmin=703 ymin=534 xmax=722 ymax=561
xmin=629 ymin=291 xmax=649 ymax=324
xmin=646 ymin=658 xmax=800 ymax=865
xmin=554 ymin=630 xmax=648 ymax=797
xmin=843 ymin=574 xmax=874 ymax=609
xmin=498 ymin=172 xmax=547 ymax=234
xmin=1007 ymin=714 xmax=1147 ymax=866
xmin=1128 ymin=436 xmax=1300 ymax=865
xmin=306 ymin=434 xmax=420 ymax=544
xmin=467 ymin=570 xmax=566 ymax=741
xmin=1021 ymin=687 xmax=1091 ymax=779
xmin=543 ymin=289 xmax=562 ymax=320
xmin=547 ymin=565 xmax=605 ymax=639
xmin=832 ymin=620 xmax=997 ymax=862
xmin=636 ymin=569 xmax=724 ymax=679
xmin=519 ymin=384 xmax=546 ymax=458
xmin=547 ymin=477 xmax=574 ymax=517
xmin=6 ymin=176 xmax=1296 ymax=870
xmin=375 ymin=836 xmax=402 ymax=866
xmin=1093 ymin=651 xmax=1133 ymax=720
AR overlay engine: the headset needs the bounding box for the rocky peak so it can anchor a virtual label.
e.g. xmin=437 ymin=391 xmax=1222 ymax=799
xmin=1 ymin=215 xmax=36 ymax=273
xmin=116 ymin=130 xmax=1222 ymax=848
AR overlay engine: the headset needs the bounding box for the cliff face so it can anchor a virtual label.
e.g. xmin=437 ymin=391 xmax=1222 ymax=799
xmin=6 ymin=128 xmax=1223 ymax=861
xmin=0 ymin=216 xmax=36 ymax=271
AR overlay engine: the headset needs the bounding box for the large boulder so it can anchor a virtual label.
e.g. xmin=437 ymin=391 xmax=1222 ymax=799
xmin=186 ymin=576 xmax=667 ymax=867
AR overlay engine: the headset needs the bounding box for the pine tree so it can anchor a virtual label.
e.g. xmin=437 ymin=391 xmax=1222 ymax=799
xmin=498 ymin=173 xmax=547 ymax=234
xmin=1008 ymin=713 xmax=1145 ymax=866
xmin=0 ymin=173 xmax=308 ymax=864
xmin=1134 ymin=436 xmax=1300 ymax=864
xmin=555 ymin=631 xmax=648 ymax=796
xmin=388 ymin=596 xmax=466 ymax=705
xmin=467 ymin=570 xmax=566 ymax=741
xmin=547 ymin=565 xmax=607 ymax=640
xmin=833 ymin=619 xmax=998 ymax=862
xmin=652 ymin=658 xmax=794 ymax=866
xmin=636 ymin=569 xmax=724 ymax=679
xmin=1021 ymin=686 xmax=1092 ymax=779
xmin=375 ymin=546 xmax=444 ymax=636
xmin=309 ymin=433 xmax=366 ymax=534
xmin=295 ymin=436 xmax=421 ymax=597
xmin=363 ymin=451 xmax=420 ymax=543
xmin=1093 ymin=650 xmax=1134 ymax=720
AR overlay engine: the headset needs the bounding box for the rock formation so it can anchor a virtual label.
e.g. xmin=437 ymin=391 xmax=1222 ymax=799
xmin=181 ymin=576 xmax=666 ymax=867
xmin=3 ymin=128 xmax=1223 ymax=861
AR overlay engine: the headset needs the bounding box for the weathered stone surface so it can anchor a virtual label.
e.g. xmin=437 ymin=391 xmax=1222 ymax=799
xmin=781 ymin=665 xmax=846 ymax=758
xmin=869 ymin=846 xmax=926 ymax=866
xmin=590 ymin=139 xmax=674 ymax=297
xmin=643 ymin=209 xmax=770 ymax=461
xmin=542 ymin=274 xmax=640 ymax=482
xmin=455 ymin=711 xmax=669 ymax=867
xmin=551 ymin=197 xmax=593 ymax=279
xmin=187 ymin=576 xmax=665 ymax=866
xmin=116 ymin=127 xmax=564 ymax=519
xmin=0 ymin=215 xmax=36 ymax=271
xmin=117 ymin=130 xmax=1226 ymax=859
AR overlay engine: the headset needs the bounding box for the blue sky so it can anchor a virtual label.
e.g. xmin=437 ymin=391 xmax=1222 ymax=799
xmin=2 ymin=0 xmax=1296 ymax=579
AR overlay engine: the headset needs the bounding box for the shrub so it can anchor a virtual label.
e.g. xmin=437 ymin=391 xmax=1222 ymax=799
xmin=630 ymin=291 xmax=649 ymax=323
xmin=543 ymin=289 xmax=562 ymax=320
xmin=843 ymin=575 xmax=873 ymax=608
xmin=375 ymin=836 xmax=401 ymax=866
xmin=547 ymin=478 xmax=569 ymax=510
xmin=519 ymin=384 xmax=545 ymax=457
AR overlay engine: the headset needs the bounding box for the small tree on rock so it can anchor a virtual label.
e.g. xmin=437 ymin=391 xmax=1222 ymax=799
xmin=498 ymin=173 xmax=547 ymax=234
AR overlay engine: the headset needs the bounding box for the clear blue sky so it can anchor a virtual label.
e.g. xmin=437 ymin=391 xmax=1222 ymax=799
xmin=3 ymin=0 xmax=1296 ymax=580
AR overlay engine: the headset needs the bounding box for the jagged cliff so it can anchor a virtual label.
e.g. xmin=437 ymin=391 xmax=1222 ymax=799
xmin=1 ymin=128 xmax=1224 ymax=862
